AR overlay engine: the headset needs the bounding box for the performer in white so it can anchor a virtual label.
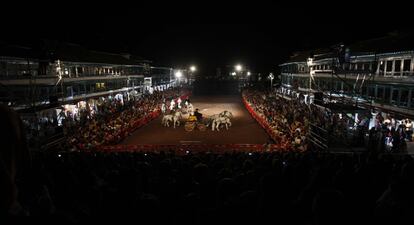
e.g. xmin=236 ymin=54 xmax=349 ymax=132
xmin=161 ymin=102 xmax=167 ymax=114
xmin=170 ymin=99 xmax=176 ymax=111
xmin=177 ymin=97 xmax=182 ymax=109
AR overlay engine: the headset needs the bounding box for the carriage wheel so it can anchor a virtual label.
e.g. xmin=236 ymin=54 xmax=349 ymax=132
xmin=185 ymin=122 xmax=196 ymax=132
xmin=197 ymin=123 xmax=207 ymax=131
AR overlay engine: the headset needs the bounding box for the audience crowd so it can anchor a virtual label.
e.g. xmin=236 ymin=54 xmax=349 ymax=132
xmin=4 ymin=149 xmax=414 ymax=225
xmin=22 ymin=88 xmax=185 ymax=150
xmin=243 ymin=90 xmax=308 ymax=151
xmin=68 ymin=88 xmax=186 ymax=149
xmin=243 ymin=89 xmax=413 ymax=152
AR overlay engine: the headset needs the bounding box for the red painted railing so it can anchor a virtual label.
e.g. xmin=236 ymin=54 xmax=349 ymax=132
xmin=96 ymin=143 xmax=288 ymax=154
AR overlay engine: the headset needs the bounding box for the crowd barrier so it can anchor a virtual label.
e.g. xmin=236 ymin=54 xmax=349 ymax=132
xmin=96 ymin=143 xmax=291 ymax=154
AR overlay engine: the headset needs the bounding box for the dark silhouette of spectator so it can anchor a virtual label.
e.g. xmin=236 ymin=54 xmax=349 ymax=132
xmin=376 ymin=161 xmax=414 ymax=225
xmin=312 ymin=189 xmax=347 ymax=225
xmin=0 ymin=105 xmax=31 ymax=216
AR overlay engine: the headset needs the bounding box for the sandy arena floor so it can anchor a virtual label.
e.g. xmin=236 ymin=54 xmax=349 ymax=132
xmin=122 ymin=95 xmax=270 ymax=145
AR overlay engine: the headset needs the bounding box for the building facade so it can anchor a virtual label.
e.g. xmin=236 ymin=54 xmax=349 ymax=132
xmin=0 ymin=42 xmax=174 ymax=110
xmin=279 ymin=35 xmax=414 ymax=117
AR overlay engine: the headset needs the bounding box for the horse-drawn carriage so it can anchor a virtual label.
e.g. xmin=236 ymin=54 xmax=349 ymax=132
xmin=184 ymin=110 xmax=233 ymax=132
xmin=184 ymin=115 xmax=208 ymax=132
xmin=162 ymin=106 xmax=233 ymax=132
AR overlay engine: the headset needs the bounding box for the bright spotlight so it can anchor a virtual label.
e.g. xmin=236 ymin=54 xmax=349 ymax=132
xmin=231 ymin=72 xmax=237 ymax=76
xmin=190 ymin=66 xmax=196 ymax=72
xmin=175 ymin=70 xmax=182 ymax=78
xmin=235 ymin=64 xmax=242 ymax=71
xmin=247 ymin=71 xmax=251 ymax=76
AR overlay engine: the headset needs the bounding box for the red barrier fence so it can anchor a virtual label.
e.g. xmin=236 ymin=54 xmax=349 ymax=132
xmin=96 ymin=143 xmax=290 ymax=155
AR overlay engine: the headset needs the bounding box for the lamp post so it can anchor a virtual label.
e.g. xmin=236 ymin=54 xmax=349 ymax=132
xmin=235 ymin=64 xmax=242 ymax=72
xmin=235 ymin=64 xmax=243 ymax=77
xmin=189 ymin=65 xmax=196 ymax=84
xmin=175 ymin=70 xmax=182 ymax=87
xmin=307 ymin=57 xmax=314 ymax=104
xmin=269 ymin=73 xmax=274 ymax=91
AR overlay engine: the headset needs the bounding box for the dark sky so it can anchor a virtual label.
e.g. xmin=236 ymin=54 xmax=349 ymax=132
xmin=2 ymin=3 xmax=411 ymax=74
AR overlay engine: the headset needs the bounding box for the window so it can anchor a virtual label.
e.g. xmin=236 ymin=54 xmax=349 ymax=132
xmin=394 ymin=60 xmax=401 ymax=72
xmin=357 ymin=63 xmax=363 ymax=70
xmin=79 ymin=84 xmax=86 ymax=94
xmin=361 ymin=86 xmax=367 ymax=97
xmin=403 ymin=59 xmax=411 ymax=76
xmin=77 ymin=67 xmax=83 ymax=75
xmin=386 ymin=61 xmax=393 ymax=73
xmin=336 ymin=81 xmax=342 ymax=91
xmin=400 ymin=89 xmax=409 ymax=107
xmin=40 ymin=87 xmax=49 ymax=98
xmin=403 ymin=59 xmax=411 ymax=71
xmin=96 ymin=82 xmax=105 ymax=90
xmin=368 ymin=86 xmax=375 ymax=98
xmin=377 ymin=86 xmax=384 ymax=100
xmin=411 ymin=90 xmax=414 ymax=109
xmin=72 ymin=85 xmax=79 ymax=95
xmin=344 ymin=83 xmax=351 ymax=93
xmin=384 ymin=87 xmax=391 ymax=102
xmin=392 ymin=89 xmax=399 ymax=105
xmin=394 ymin=60 xmax=401 ymax=76
xmin=66 ymin=86 xmax=73 ymax=98
xmin=363 ymin=63 xmax=370 ymax=71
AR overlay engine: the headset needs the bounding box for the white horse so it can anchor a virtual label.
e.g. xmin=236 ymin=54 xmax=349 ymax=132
xmin=206 ymin=112 xmax=225 ymax=126
xmin=211 ymin=116 xmax=232 ymax=131
xmin=162 ymin=114 xmax=173 ymax=127
xmin=208 ymin=110 xmax=233 ymax=131
xmin=172 ymin=111 xmax=182 ymax=128
xmin=219 ymin=110 xmax=233 ymax=119
xmin=162 ymin=111 xmax=182 ymax=128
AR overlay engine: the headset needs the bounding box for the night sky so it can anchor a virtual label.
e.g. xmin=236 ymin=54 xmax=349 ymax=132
xmin=1 ymin=3 xmax=411 ymax=74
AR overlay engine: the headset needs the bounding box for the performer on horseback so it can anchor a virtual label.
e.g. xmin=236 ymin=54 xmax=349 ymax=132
xmin=194 ymin=108 xmax=203 ymax=121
